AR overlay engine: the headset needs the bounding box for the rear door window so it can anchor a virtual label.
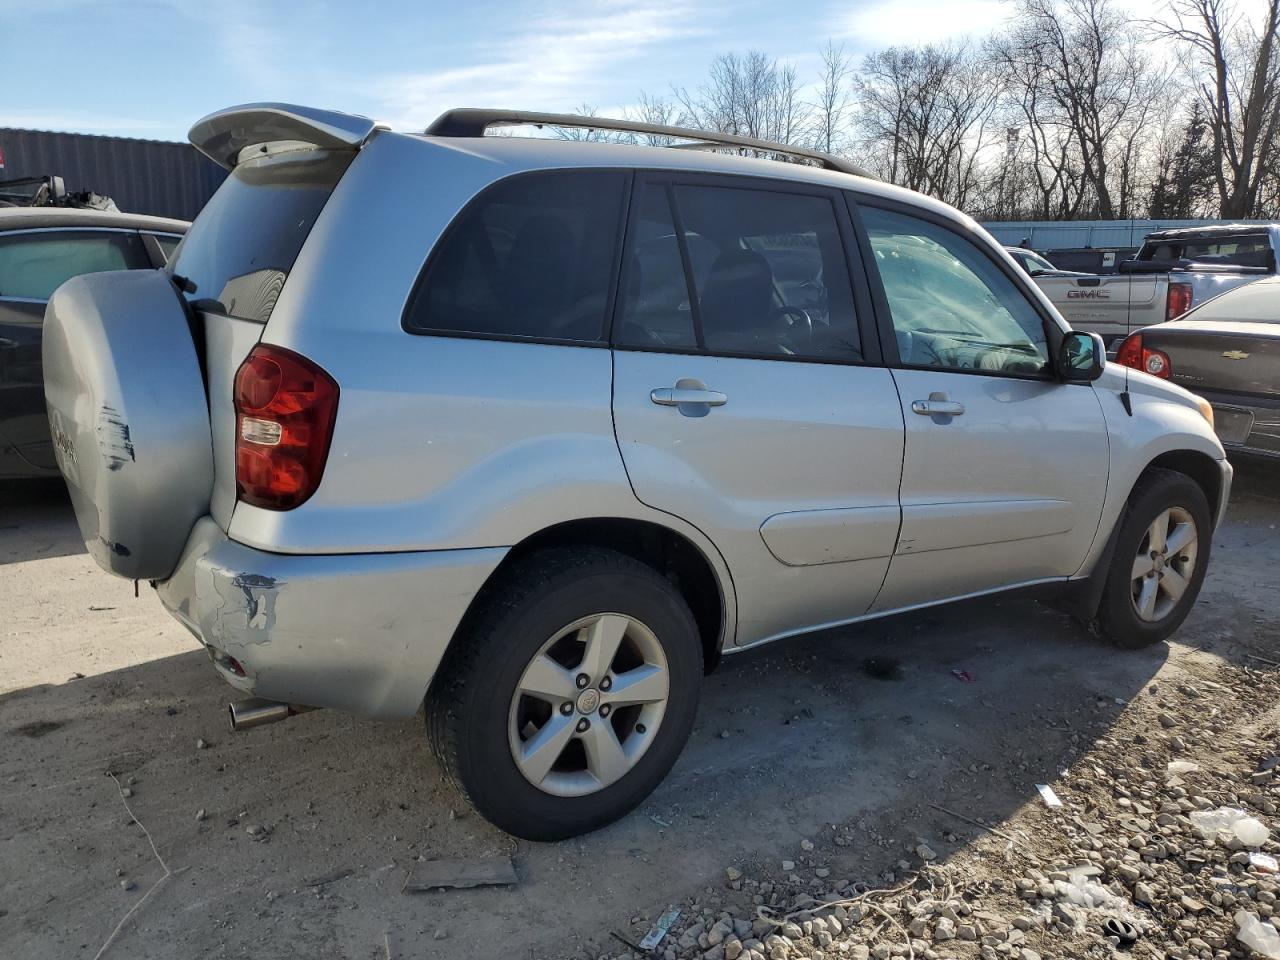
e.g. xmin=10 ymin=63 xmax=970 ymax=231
xmin=616 ymin=180 xmax=862 ymax=361
xmin=0 ymin=231 xmax=147 ymax=301
xmin=168 ymin=149 xmax=353 ymax=323
xmin=613 ymin=185 xmax=699 ymax=349
xmin=405 ymin=171 xmax=627 ymax=343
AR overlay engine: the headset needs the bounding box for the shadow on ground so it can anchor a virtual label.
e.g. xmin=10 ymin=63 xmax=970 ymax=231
xmin=0 ymin=597 xmax=1168 ymax=960
xmin=0 ymin=480 xmax=81 ymax=565
xmin=0 ymin=456 xmax=1275 ymax=959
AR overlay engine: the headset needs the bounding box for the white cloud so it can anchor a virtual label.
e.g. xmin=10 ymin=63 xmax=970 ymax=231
xmin=366 ymin=0 xmax=711 ymax=131
xmin=831 ymin=0 xmax=1012 ymax=48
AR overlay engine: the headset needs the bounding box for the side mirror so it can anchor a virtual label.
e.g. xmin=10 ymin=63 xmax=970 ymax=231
xmin=1059 ymin=330 xmax=1106 ymax=382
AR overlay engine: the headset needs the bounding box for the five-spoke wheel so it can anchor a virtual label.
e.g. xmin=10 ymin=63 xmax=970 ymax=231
xmin=427 ymin=547 xmax=702 ymax=840
xmin=1098 ymin=468 xmax=1211 ymax=648
xmin=1129 ymin=506 xmax=1199 ymax=622
xmin=509 ymin=613 xmax=670 ymax=796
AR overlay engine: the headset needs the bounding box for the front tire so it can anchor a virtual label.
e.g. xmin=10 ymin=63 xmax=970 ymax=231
xmin=1095 ymin=468 xmax=1211 ymax=649
xmin=426 ymin=547 xmax=703 ymax=840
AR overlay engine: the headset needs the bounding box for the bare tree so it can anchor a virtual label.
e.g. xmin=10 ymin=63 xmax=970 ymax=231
xmin=813 ymin=41 xmax=853 ymax=154
xmin=527 ymin=10 xmax=1276 ymax=221
xmin=1155 ymin=0 xmax=1280 ymax=217
xmin=990 ymin=0 xmax=1164 ymax=219
xmin=673 ymin=51 xmax=811 ymax=155
xmin=624 ymin=92 xmax=682 ymax=145
xmin=549 ymin=103 xmax=623 ymax=142
xmin=854 ymin=42 xmax=1001 ymax=207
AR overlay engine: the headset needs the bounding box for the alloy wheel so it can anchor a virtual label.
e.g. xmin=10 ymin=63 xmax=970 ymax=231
xmin=1130 ymin=506 xmax=1199 ymax=623
xmin=508 ymin=613 xmax=669 ymax=797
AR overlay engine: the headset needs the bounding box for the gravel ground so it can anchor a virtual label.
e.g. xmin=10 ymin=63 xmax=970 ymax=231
xmin=1 ymin=457 xmax=1277 ymax=960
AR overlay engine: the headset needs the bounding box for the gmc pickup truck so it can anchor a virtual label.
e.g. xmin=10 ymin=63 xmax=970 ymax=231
xmin=1032 ymin=224 xmax=1279 ymax=344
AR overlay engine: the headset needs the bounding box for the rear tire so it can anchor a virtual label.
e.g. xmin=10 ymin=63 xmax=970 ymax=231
xmin=1095 ymin=468 xmax=1211 ymax=649
xmin=426 ymin=546 xmax=702 ymax=840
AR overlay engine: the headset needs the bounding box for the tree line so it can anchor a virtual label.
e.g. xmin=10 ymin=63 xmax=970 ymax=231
xmin=568 ymin=0 xmax=1280 ymax=221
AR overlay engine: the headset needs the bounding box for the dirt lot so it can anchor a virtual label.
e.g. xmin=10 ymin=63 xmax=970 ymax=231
xmin=2 ymin=459 xmax=1278 ymax=960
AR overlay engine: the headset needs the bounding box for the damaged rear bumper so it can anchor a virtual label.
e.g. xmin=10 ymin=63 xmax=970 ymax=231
xmin=157 ymin=517 xmax=506 ymax=718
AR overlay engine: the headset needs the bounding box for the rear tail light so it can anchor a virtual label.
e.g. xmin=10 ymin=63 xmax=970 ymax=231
xmin=1167 ymin=281 xmax=1193 ymax=320
xmin=233 ymin=344 xmax=339 ymax=510
xmin=1114 ymin=332 xmax=1172 ymax=379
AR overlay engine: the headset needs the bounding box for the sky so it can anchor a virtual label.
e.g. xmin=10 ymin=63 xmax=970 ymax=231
xmin=0 ymin=0 xmax=1271 ymax=144
xmin=1 ymin=0 xmax=1013 ymax=142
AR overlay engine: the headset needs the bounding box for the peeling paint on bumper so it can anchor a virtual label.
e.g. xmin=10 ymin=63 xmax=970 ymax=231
xmin=157 ymin=517 xmax=507 ymax=717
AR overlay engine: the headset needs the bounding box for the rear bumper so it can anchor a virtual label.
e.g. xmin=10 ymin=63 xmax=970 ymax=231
xmin=1201 ymin=389 xmax=1280 ymax=460
xmin=157 ymin=517 xmax=506 ymax=718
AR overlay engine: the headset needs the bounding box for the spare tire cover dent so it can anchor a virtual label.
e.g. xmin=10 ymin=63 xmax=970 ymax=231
xmin=43 ymin=269 xmax=214 ymax=580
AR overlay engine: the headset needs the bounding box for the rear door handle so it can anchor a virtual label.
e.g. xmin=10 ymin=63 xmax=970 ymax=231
xmin=911 ymin=399 xmax=965 ymax=417
xmin=650 ymin=387 xmax=728 ymax=407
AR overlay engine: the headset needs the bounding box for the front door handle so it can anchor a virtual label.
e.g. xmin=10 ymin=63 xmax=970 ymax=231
xmin=911 ymin=399 xmax=965 ymax=417
xmin=650 ymin=387 xmax=728 ymax=407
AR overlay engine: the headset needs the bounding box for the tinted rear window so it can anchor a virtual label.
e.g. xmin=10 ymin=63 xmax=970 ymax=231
xmin=1140 ymin=235 xmax=1276 ymax=269
xmin=404 ymin=171 xmax=627 ymax=342
xmin=169 ymin=149 xmax=352 ymax=322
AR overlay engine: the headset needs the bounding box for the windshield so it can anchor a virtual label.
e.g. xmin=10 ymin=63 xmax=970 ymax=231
xmin=0 ymin=178 xmax=46 ymax=205
xmin=168 ymin=148 xmax=352 ymax=322
xmin=1025 ymin=251 xmax=1056 ymax=273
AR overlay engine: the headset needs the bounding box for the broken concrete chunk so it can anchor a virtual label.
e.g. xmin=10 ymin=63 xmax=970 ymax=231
xmin=404 ymin=856 xmax=518 ymax=892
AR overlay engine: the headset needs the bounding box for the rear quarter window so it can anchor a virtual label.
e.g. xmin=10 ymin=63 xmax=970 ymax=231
xmin=404 ymin=171 xmax=627 ymax=343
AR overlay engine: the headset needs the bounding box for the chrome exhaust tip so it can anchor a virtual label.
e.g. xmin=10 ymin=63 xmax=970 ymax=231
xmin=228 ymin=698 xmax=313 ymax=732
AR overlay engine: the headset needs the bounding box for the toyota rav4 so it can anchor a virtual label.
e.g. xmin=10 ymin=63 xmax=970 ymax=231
xmin=44 ymin=104 xmax=1232 ymax=840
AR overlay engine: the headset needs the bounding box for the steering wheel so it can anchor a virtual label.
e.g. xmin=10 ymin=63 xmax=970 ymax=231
xmin=772 ymin=305 xmax=813 ymax=348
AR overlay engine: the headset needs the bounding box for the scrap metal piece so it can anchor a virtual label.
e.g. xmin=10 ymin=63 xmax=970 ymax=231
xmin=638 ymin=906 xmax=681 ymax=951
xmin=1036 ymin=784 xmax=1064 ymax=807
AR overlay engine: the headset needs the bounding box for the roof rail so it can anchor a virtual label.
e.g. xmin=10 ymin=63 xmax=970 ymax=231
xmin=425 ymin=108 xmax=876 ymax=180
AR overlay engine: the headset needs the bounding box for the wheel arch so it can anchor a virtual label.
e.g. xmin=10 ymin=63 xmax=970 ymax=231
xmin=1139 ymin=449 xmax=1224 ymax=524
xmin=452 ymin=517 xmax=732 ymax=673
xmin=1067 ymin=448 xmax=1224 ymax=622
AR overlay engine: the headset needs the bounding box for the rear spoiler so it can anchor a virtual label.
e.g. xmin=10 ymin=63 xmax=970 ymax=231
xmin=189 ymin=103 xmax=386 ymax=170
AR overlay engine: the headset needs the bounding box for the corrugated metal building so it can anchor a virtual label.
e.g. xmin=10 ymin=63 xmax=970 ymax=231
xmin=0 ymin=128 xmax=224 ymax=221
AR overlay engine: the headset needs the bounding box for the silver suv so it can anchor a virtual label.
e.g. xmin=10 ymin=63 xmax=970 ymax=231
xmin=44 ymin=104 xmax=1232 ymax=840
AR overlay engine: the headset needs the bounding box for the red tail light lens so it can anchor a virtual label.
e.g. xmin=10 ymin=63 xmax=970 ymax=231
xmin=233 ymin=344 xmax=339 ymax=510
xmin=1114 ymin=333 xmax=1172 ymax=379
xmin=1167 ymin=281 xmax=1193 ymax=320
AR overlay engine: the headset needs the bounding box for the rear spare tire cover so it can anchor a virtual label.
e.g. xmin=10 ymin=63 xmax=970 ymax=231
xmin=43 ymin=269 xmax=214 ymax=580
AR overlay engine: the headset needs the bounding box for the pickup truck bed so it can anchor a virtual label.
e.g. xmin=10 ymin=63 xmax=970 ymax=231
xmin=1032 ymin=224 xmax=1279 ymax=343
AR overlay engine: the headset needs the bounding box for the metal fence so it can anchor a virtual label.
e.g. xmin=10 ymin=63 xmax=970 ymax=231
xmin=0 ymin=128 xmax=224 ymax=221
xmin=980 ymin=218 xmax=1275 ymax=251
